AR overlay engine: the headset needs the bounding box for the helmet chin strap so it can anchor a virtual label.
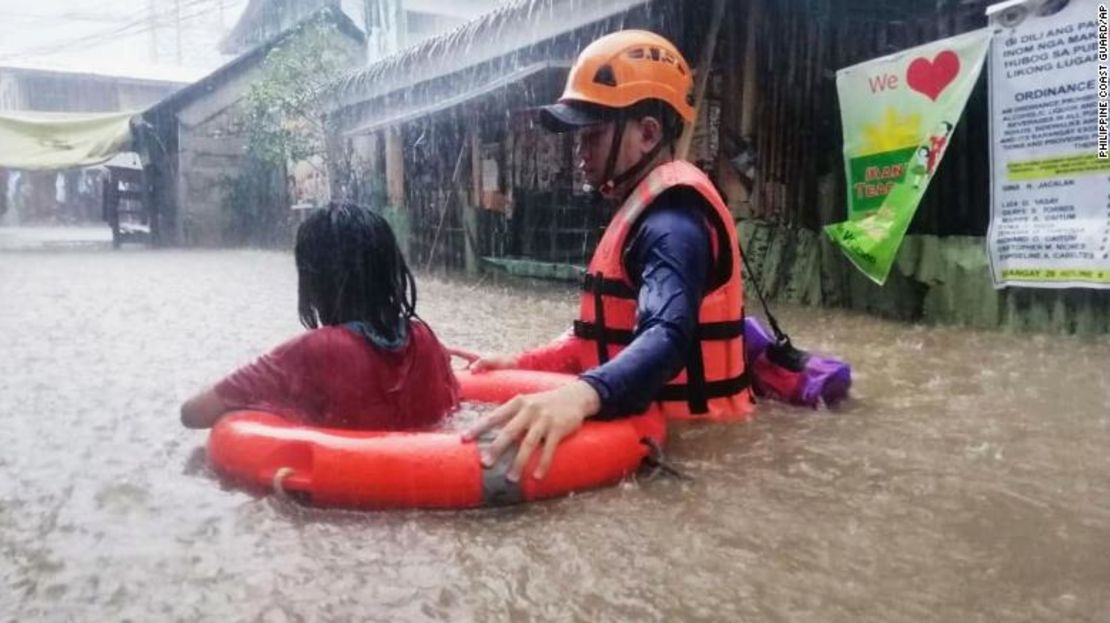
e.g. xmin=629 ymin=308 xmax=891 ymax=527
xmin=594 ymin=114 xmax=668 ymax=199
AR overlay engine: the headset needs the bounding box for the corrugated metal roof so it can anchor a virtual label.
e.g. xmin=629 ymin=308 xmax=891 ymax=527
xmin=334 ymin=0 xmax=650 ymax=108
xmin=346 ymin=59 xmax=570 ymax=134
xmin=0 ymin=59 xmax=200 ymax=86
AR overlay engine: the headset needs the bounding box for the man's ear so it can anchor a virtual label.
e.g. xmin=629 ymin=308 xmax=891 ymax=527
xmin=639 ymin=116 xmax=663 ymax=152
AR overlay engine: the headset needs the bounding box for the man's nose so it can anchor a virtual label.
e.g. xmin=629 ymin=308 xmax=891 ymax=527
xmin=574 ymin=138 xmax=587 ymax=161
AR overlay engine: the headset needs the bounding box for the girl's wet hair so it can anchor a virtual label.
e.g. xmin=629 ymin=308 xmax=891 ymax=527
xmin=294 ymin=202 xmax=417 ymax=342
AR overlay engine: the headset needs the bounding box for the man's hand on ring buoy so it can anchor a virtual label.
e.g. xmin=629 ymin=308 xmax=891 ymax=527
xmin=462 ymin=380 xmax=601 ymax=482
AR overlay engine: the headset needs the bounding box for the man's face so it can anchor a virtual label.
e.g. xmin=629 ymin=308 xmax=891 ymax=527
xmin=574 ymin=117 xmax=662 ymax=191
xmin=574 ymin=123 xmax=616 ymax=189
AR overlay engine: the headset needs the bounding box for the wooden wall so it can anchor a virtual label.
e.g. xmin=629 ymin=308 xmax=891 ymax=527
xmin=719 ymin=0 xmax=994 ymax=235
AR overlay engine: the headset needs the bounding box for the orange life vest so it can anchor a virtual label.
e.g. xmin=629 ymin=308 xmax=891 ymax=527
xmin=574 ymin=160 xmax=752 ymax=421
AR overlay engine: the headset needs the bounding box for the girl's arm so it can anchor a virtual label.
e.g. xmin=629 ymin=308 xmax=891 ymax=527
xmin=180 ymin=332 xmax=317 ymax=429
xmin=180 ymin=387 xmax=234 ymax=429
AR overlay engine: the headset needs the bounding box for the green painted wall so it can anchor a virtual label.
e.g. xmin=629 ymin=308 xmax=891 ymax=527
xmin=739 ymin=221 xmax=1110 ymax=335
xmin=477 ymin=218 xmax=1110 ymax=335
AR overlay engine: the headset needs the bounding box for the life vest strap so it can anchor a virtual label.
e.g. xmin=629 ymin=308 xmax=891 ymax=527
xmin=573 ymin=319 xmax=744 ymax=346
xmin=580 ymin=273 xmax=637 ymax=300
xmin=573 ymin=320 xmax=635 ymax=345
xmin=590 ymin=272 xmax=610 ymax=365
xmin=684 ymin=336 xmax=709 ymax=414
xmin=694 ymin=320 xmax=744 ymax=340
xmin=655 ymin=371 xmax=751 ymax=405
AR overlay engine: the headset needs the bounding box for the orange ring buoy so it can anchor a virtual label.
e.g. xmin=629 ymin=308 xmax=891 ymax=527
xmin=206 ymin=370 xmax=666 ymax=509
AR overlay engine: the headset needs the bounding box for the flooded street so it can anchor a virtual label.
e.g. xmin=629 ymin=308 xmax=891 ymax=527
xmin=3 ymin=245 xmax=1110 ymax=622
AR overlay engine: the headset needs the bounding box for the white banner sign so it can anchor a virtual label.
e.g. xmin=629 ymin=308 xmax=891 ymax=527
xmin=987 ymin=0 xmax=1110 ymax=288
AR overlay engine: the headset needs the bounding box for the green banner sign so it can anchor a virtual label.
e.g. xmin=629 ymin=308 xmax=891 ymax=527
xmin=826 ymin=28 xmax=993 ymax=284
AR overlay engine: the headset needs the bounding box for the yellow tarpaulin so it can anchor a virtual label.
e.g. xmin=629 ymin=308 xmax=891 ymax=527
xmin=0 ymin=110 xmax=136 ymax=171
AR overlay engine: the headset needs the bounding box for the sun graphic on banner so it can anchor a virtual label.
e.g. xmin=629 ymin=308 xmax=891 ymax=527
xmin=858 ymin=107 xmax=922 ymax=156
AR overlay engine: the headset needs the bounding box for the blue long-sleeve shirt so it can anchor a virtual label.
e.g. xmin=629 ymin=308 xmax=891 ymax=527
xmin=580 ymin=186 xmax=713 ymax=419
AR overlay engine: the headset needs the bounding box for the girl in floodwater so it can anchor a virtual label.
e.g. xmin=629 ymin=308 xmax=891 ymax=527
xmin=180 ymin=202 xmax=459 ymax=430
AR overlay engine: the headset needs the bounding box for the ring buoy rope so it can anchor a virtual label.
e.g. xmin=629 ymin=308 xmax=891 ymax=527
xmin=206 ymin=370 xmax=667 ymax=509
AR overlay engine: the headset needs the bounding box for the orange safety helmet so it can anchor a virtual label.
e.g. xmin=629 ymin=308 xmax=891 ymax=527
xmin=540 ymin=30 xmax=695 ymax=133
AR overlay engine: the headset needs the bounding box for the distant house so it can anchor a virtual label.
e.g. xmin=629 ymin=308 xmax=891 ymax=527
xmin=220 ymin=0 xmax=501 ymax=63
xmin=142 ymin=6 xmax=366 ymax=246
xmin=0 ymin=62 xmax=191 ymax=227
xmin=0 ymin=61 xmax=192 ymax=113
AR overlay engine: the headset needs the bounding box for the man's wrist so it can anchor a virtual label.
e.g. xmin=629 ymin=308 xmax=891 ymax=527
xmin=570 ymin=379 xmax=602 ymax=417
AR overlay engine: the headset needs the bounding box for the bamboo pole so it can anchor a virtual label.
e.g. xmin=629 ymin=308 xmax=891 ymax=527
xmin=465 ymin=119 xmax=482 ymax=273
xmin=676 ymin=0 xmax=727 ymax=161
xmin=739 ymin=0 xmax=760 ymax=138
xmin=784 ymin=10 xmax=800 ymax=224
xmin=425 ymin=132 xmax=470 ymax=272
xmin=385 ymin=127 xmax=405 ymax=208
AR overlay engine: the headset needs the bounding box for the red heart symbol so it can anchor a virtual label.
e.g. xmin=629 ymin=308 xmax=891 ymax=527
xmin=905 ymin=51 xmax=960 ymax=101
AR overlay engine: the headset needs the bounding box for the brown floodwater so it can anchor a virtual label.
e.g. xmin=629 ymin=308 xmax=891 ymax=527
xmin=2 ymin=247 xmax=1109 ymax=622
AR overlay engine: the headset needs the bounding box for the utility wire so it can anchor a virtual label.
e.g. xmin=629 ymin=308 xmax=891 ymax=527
xmin=0 ymin=0 xmax=223 ymax=61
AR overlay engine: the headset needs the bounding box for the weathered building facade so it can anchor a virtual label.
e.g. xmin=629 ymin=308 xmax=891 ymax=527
xmin=143 ymin=7 xmax=365 ymax=246
xmin=0 ymin=63 xmax=187 ymax=227
xmin=328 ymin=0 xmax=1109 ymax=333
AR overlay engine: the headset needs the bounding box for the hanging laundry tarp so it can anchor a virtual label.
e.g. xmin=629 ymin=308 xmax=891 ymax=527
xmin=0 ymin=111 xmax=136 ymax=171
xmin=825 ymin=28 xmax=993 ymax=285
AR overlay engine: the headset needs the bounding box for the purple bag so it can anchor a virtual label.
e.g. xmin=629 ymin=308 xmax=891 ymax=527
xmin=743 ymin=317 xmax=851 ymax=408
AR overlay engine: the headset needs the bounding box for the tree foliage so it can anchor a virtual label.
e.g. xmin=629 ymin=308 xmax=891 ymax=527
xmin=223 ymin=20 xmax=356 ymax=245
xmin=243 ymin=22 xmax=354 ymax=167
